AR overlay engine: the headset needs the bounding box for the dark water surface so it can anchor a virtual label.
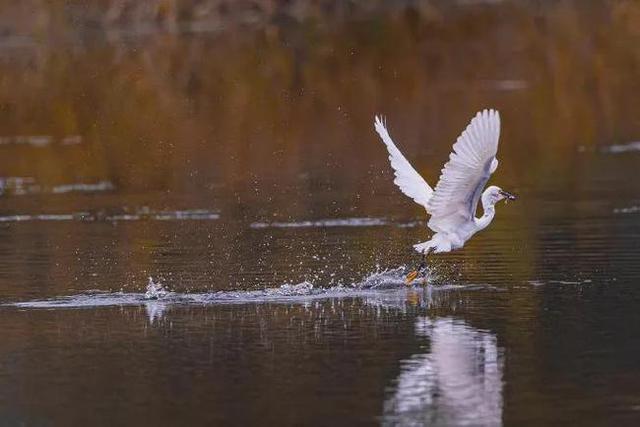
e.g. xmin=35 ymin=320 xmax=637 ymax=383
xmin=1 ymin=154 xmax=640 ymax=426
xmin=1 ymin=1 xmax=640 ymax=426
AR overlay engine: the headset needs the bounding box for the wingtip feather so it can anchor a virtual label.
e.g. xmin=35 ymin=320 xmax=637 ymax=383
xmin=374 ymin=114 xmax=385 ymax=132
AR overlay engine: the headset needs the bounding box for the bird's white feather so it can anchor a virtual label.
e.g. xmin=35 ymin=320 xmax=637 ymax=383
xmin=426 ymin=109 xmax=501 ymax=233
xmin=374 ymin=116 xmax=433 ymax=208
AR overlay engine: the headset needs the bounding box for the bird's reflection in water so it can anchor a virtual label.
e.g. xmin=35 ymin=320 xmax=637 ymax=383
xmin=144 ymin=300 xmax=169 ymax=324
xmin=132 ymin=282 xmax=502 ymax=426
xmin=383 ymin=316 xmax=504 ymax=427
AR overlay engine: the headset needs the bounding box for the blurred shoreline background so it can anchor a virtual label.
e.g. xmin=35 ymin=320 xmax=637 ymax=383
xmin=0 ymin=0 xmax=637 ymax=195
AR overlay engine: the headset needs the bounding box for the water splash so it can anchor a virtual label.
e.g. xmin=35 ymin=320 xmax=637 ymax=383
xmin=7 ymin=267 xmax=437 ymax=313
xmin=144 ymin=277 xmax=172 ymax=299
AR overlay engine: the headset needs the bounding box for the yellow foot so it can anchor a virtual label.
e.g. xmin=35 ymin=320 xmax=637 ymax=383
xmin=405 ymin=270 xmax=419 ymax=285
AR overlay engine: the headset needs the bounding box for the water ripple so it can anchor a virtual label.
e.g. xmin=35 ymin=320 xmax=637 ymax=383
xmin=0 ymin=209 xmax=220 ymax=223
xmin=250 ymin=217 xmax=423 ymax=229
xmin=602 ymin=141 xmax=640 ymax=153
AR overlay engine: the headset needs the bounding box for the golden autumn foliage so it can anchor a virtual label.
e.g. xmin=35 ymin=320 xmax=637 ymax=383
xmin=0 ymin=0 xmax=636 ymax=193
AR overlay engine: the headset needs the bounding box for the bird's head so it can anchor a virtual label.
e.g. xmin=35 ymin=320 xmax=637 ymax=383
xmin=482 ymin=185 xmax=517 ymax=208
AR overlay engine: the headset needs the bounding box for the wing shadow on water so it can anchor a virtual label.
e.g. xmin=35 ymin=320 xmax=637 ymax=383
xmin=382 ymin=317 xmax=504 ymax=427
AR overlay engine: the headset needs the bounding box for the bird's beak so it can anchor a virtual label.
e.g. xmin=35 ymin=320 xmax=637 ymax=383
xmin=499 ymin=190 xmax=517 ymax=201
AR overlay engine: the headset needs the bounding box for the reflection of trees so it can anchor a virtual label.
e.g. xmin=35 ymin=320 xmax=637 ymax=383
xmin=383 ymin=317 xmax=503 ymax=427
xmin=0 ymin=1 xmax=637 ymax=193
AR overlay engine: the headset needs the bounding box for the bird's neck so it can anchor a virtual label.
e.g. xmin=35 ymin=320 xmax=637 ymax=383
xmin=475 ymin=201 xmax=496 ymax=231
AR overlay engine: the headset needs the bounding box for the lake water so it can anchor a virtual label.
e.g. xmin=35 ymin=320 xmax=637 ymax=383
xmin=1 ymin=2 xmax=640 ymax=426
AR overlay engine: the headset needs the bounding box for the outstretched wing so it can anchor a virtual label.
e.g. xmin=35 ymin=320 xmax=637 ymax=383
xmin=426 ymin=109 xmax=501 ymax=233
xmin=374 ymin=116 xmax=433 ymax=208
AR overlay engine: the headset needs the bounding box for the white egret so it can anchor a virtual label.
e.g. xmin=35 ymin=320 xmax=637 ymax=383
xmin=374 ymin=109 xmax=516 ymax=282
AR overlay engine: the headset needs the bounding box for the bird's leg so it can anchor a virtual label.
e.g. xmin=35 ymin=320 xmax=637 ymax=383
xmin=405 ymin=250 xmax=430 ymax=285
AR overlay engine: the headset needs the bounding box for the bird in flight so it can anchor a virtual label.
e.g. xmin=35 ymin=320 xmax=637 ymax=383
xmin=374 ymin=109 xmax=516 ymax=283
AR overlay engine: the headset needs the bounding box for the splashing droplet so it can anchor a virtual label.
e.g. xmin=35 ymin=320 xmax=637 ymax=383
xmin=145 ymin=277 xmax=170 ymax=300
